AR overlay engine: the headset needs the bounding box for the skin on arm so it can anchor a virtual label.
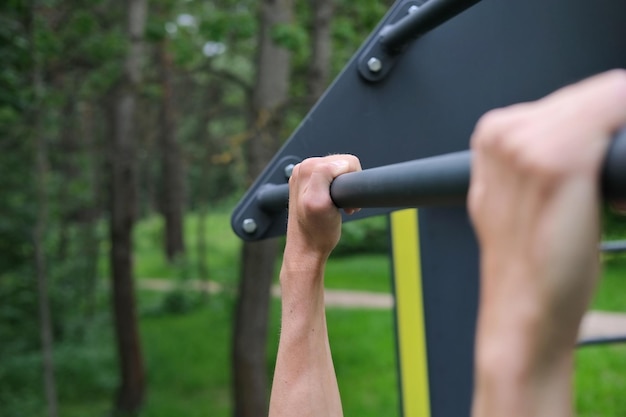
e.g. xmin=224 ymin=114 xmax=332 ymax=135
xmin=269 ymin=155 xmax=361 ymax=417
xmin=468 ymin=70 xmax=626 ymax=417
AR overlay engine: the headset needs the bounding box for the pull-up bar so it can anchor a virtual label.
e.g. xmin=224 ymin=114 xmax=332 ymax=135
xmin=257 ymin=129 xmax=626 ymax=213
xmin=358 ymin=0 xmax=483 ymax=81
xmin=380 ymin=0 xmax=482 ymax=53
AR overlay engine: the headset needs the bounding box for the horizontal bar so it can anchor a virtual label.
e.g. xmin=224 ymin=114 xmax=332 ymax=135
xmin=600 ymin=240 xmax=626 ymax=253
xmin=257 ymin=129 xmax=626 ymax=212
xmin=330 ymin=151 xmax=469 ymax=208
xmin=380 ymin=0 xmax=482 ymax=52
xmin=577 ymin=335 xmax=626 ymax=348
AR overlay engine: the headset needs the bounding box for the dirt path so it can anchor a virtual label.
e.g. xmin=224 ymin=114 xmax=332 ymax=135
xmin=138 ymin=278 xmax=626 ymax=342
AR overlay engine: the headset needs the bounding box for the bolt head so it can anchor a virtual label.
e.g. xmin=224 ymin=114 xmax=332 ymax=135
xmin=284 ymin=163 xmax=295 ymax=179
xmin=367 ymin=57 xmax=383 ymax=73
xmin=242 ymin=218 xmax=257 ymax=234
xmin=408 ymin=5 xmax=420 ymax=14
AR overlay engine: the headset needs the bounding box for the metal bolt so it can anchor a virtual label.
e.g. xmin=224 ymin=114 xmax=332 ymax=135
xmin=242 ymin=218 xmax=258 ymax=234
xmin=367 ymin=57 xmax=383 ymax=73
xmin=284 ymin=163 xmax=295 ymax=179
xmin=408 ymin=5 xmax=420 ymax=14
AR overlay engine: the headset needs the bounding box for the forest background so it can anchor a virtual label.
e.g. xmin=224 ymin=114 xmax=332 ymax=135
xmin=1 ymin=0 xmax=400 ymax=416
xmin=2 ymin=1 xmax=626 ymax=417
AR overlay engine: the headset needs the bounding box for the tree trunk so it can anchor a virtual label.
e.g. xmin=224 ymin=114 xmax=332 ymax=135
xmin=34 ymin=113 xmax=59 ymax=417
xmin=109 ymin=0 xmax=147 ymax=414
xmin=308 ymin=0 xmax=335 ymax=105
xmin=32 ymin=14 xmax=58 ymax=413
xmin=79 ymin=100 xmax=103 ymax=330
xmin=157 ymin=38 xmax=186 ymax=262
xmin=232 ymin=1 xmax=293 ymax=416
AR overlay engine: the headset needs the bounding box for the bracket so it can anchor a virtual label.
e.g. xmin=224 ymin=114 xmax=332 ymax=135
xmin=231 ymin=156 xmax=301 ymax=241
xmin=357 ymin=0 xmax=426 ymax=82
xmin=358 ymin=0 xmax=481 ymax=82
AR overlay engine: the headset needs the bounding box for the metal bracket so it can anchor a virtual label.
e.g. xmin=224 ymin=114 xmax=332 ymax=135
xmin=358 ymin=1 xmax=425 ymax=83
xmin=358 ymin=0 xmax=483 ymax=82
xmin=230 ymin=155 xmax=301 ymax=241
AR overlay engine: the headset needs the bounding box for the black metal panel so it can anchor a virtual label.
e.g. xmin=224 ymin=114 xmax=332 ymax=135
xmin=232 ymin=0 xmax=626 ymax=241
xmin=419 ymin=208 xmax=478 ymax=417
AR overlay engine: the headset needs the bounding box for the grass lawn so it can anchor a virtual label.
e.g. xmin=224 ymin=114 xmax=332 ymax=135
xmin=52 ymin=211 xmax=626 ymax=417
xmin=576 ymin=255 xmax=626 ymax=416
xmin=132 ymin=255 xmax=626 ymax=417
xmin=133 ymin=294 xmax=399 ymax=417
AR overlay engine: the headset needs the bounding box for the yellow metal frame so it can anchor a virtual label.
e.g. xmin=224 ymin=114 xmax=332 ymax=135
xmin=391 ymin=209 xmax=431 ymax=417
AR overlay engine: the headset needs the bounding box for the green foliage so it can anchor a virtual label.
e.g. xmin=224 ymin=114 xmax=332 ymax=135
xmin=0 ymin=313 xmax=116 ymax=417
xmin=324 ymin=254 xmax=392 ymax=293
xmin=603 ymin=205 xmax=626 ymax=240
xmin=271 ymin=23 xmax=308 ymax=56
xmin=133 ymin=211 xmax=241 ymax=285
xmin=0 ymin=271 xmax=40 ymax=356
xmin=334 ymin=215 xmax=389 ymax=256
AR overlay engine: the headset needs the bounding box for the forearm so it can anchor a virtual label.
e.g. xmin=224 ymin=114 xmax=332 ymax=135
xmin=269 ymin=248 xmax=343 ymax=417
xmin=472 ymin=257 xmax=577 ymax=417
xmin=472 ymin=321 xmax=574 ymax=417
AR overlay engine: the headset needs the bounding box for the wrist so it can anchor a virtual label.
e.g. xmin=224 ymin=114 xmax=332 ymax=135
xmin=473 ymin=340 xmax=573 ymax=417
xmin=473 ymin=306 xmax=575 ymax=417
xmin=281 ymin=239 xmax=331 ymax=278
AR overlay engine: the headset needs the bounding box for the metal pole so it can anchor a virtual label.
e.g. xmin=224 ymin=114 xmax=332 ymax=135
xmin=257 ymin=129 xmax=626 ymax=212
xmin=381 ymin=0 xmax=483 ymax=53
xmin=330 ymin=151 xmax=470 ymax=208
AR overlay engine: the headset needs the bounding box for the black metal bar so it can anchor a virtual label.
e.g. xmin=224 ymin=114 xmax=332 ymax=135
xmin=601 ymin=240 xmax=626 ymax=253
xmin=577 ymin=335 xmax=626 ymax=347
xmin=257 ymin=129 xmax=626 ymax=212
xmin=330 ymin=151 xmax=470 ymax=208
xmin=257 ymin=183 xmax=290 ymax=212
xmin=602 ymin=128 xmax=626 ymax=201
xmin=380 ymin=0 xmax=482 ymax=53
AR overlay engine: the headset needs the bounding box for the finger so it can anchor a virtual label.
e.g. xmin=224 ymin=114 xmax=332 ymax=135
xmin=305 ymin=155 xmax=360 ymax=195
xmin=322 ymin=155 xmax=362 ymax=214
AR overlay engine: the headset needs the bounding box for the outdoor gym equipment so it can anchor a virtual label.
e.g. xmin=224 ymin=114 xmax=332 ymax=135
xmin=231 ymin=1 xmax=626 ymax=416
xmin=251 ymin=130 xmax=626 ymax=217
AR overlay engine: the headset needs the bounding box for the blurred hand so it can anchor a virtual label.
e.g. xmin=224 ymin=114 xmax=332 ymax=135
xmin=469 ymin=70 xmax=626 ymax=417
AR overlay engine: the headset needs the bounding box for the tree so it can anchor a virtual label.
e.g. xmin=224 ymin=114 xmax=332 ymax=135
xmin=308 ymin=0 xmax=335 ymax=105
xmin=232 ymin=0 xmax=294 ymax=415
xmin=108 ymin=0 xmax=147 ymax=414
xmin=156 ymin=36 xmax=186 ymax=262
xmin=30 ymin=4 xmax=58 ymax=416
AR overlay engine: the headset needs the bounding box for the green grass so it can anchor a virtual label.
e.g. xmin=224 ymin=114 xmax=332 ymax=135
xmin=140 ymin=298 xmax=234 ymax=417
xmin=576 ymin=345 xmax=626 ymax=417
xmin=575 ymin=255 xmax=626 ymax=416
xmin=325 ymin=253 xmax=392 ymax=293
xmin=133 ymin=211 xmax=241 ymax=286
xmin=133 ymin=209 xmax=393 ymax=294
xmin=591 ymin=256 xmax=626 ymax=311
xmin=50 ymin=212 xmax=626 ymax=417
xmin=136 ymin=294 xmax=399 ymax=417
xmin=326 ymin=308 xmax=400 ymax=415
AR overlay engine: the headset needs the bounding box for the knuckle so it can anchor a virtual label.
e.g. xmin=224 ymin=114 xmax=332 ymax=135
xmin=606 ymin=68 xmax=626 ymax=87
xmin=608 ymin=69 xmax=626 ymax=100
xmin=467 ymin=185 xmax=484 ymax=218
xmin=301 ymin=194 xmax=330 ymax=215
xmin=516 ymin=149 xmax=566 ymax=184
xmin=472 ymin=107 xmax=525 ymax=153
xmin=472 ymin=109 xmax=506 ymax=148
